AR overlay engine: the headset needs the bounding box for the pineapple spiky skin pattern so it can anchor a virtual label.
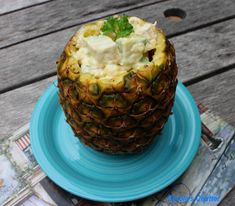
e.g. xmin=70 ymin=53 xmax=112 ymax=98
xmin=57 ymin=19 xmax=178 ymax=154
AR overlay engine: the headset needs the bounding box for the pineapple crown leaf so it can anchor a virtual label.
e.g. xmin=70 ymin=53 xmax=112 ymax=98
xmin=101 ymin=15 xmax=134 ymax=40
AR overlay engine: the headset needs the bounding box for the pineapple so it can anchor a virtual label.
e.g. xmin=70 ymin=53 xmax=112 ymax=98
xmin=57 ymin=16 xmax=178 ymax=154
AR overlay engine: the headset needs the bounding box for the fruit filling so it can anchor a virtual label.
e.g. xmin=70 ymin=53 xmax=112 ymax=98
xmin=70 ymin=16 xmax=164 ymax=80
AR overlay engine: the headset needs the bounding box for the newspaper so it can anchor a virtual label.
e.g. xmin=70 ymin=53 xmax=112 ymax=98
xmin=0 ymin=102 xmax=234 ymax=206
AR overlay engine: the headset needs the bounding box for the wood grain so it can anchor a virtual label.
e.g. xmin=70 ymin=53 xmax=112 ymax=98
xmin=0 ymin=76 xmax=55 ymax=139
xmin=173 ymin=18 xmax=235 ymax=83
xmin=127 ymin=0 xmax=235 ymax=37
xmin=0 ymin=0 xmax=164 ymax=48
xmin=0 ymin=0 xmax=51 ymax=15
xmin=0 ymin=0 xmax=235 ymax=49
xmin=188 ymin=69 xmax=235 ymax=127
xmin=1 ymin=67 xmax=235 ymax=140
xmin=1 ymin=17 xmax=235 ymax=92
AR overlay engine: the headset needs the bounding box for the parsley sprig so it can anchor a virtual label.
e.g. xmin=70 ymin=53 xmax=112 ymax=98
xmin=101 ymin=15 xmax=134 ymax=40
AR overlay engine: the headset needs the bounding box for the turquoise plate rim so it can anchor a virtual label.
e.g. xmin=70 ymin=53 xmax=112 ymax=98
xmin=30 ymin=80 xmax=201 ymax=202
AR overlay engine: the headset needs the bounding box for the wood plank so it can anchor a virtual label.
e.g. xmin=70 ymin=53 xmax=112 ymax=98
xmin=0 ymin=0 xmax=164 ymax=48
xmin=188 ymin=69 xmax=235 ymax=127
xmin=0 ymin=77 xmax=55 ymax=139
xmin=0 ymin=0 xmax=235 ymax=48
xmin=127 ymin=0 xmax=235 ymax=37
xmin=1 ymin=17 xmax=235 ymax=92
xmin=173 ymin=18 xmax=235 ymax=83
xmin=1 ymin=67 xmax=235 ymax=140
xmin=0 ymin=0 xmax=52 ymax=15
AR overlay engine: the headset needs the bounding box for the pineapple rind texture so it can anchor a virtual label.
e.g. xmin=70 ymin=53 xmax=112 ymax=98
xmin=57 ymin=17 xmax=178 ymax=154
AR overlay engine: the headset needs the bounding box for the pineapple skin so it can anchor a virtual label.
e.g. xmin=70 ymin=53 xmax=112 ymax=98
xmin=57 ymin=25 xmax=178 ymax=154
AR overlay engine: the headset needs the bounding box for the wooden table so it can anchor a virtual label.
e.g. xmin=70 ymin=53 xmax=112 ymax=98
xmin=0 ymin=0 xmax=234 ymax=205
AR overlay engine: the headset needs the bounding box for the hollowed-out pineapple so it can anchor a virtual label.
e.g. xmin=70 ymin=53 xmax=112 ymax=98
xmin=57 ymin=16 xmax=178 ymax=154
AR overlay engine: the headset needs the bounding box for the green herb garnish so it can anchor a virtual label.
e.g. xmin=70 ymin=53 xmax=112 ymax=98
xmin=101 ymin=15 xmax=134 ymax=40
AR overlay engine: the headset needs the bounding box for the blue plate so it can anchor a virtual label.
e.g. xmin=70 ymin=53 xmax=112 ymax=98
xmin=30 ymin=81 xmax=201 ymax=202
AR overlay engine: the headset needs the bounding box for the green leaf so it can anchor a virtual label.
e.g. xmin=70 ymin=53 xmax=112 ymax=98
xmin=101 ymin=15 xmax=134 ymax=40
